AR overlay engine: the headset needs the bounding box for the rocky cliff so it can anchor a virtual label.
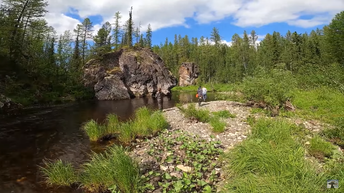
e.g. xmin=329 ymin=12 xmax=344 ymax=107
xmin=83 ymin=47 xmax=177 ymax=100
xmin=178 ymin=62 xmax=199 ymax=86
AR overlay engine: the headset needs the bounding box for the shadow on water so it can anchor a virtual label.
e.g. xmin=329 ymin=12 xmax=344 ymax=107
xmin=0 ymin=91 xmax=216 ymax=193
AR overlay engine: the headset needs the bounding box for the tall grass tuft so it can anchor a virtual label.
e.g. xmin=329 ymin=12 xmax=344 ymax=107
xmin=132 ymin=107 xmax=152 ymax=137
xmin=118 ymin=121 xmax=135 ymax=144
xmin=40 ymin=159 xmax=77 ymax=186
xmin=223 ymin=118 xmax=324 ymax=192
xmin=106 ymin=114 xmax=120 ymax=134
xmin=82 ymin=107 xmax=169 ymax=143
xmin=209 ymin=116 xmax=226 ymax=133
xmin=79 ymin=146 xmax=139 ymax=193
xmin=82 ymin=119 xmax=106 ymax=141
xmin=149 ymin=111 xmax=169 ymax=134
xmin=179 ymin=103 xmax=211 ymax=122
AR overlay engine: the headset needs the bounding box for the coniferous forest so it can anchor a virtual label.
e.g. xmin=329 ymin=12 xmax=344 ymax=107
xmin=0 ymin=0 xmax=343 ymax=106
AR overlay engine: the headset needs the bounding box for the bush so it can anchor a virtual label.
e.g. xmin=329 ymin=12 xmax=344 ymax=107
xmin=296 ymin=63 xmax=344 ymax=91
xmin=241 ymin=66 xmax=297 ymax=107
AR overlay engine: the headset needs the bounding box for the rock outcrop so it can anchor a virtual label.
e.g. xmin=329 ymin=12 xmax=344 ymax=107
xmin=178 ymin=62 xmax=199 ymax=86
xmin=0 ymin=94 xmax=22 ymax=112
xmin=83 ymin=47 xmax=177 ymax=100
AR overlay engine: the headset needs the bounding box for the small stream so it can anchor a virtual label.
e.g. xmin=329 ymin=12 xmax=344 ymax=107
xmin=0 ymin=92 xmax=217 ymax=193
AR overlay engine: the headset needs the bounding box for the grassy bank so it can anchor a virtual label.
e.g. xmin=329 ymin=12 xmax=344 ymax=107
xmin=40 ymin=130 xmax=225 ymax=193
xmin=221 ymin=118 xmax=344 ymax=192
xmin=171 ymin=83 xmax=239 ymax=92
xmin=292 ymin=87 xmax=344 ymax=125
xmin=41 ymin=146 xmax=140 ymax=193
xmin=41 ymin=82 xmax=344 ymax=192
xmin=82 ymin=107 xmax=168 ymax=144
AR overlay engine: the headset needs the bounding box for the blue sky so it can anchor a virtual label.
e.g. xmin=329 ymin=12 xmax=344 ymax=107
xmin=43 ymin=0 xmax=344 ymax=46
xmin=80 ymin=14 xmax=327 ymax=46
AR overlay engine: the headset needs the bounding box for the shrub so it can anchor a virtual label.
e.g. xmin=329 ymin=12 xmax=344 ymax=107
xmin=241 ymin=66 xmax=297 ymax=107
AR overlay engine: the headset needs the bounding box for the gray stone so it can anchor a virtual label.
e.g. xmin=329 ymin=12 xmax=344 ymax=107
xmin=83 ymin=47 xmax=177 ymax=100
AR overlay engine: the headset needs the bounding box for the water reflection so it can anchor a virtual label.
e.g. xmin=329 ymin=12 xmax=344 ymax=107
xmin=0 ymin=91 xmax=216 ymax=193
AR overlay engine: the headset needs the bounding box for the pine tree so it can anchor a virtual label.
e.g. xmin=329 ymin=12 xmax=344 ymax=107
xmin=145 ymin=24 xmax=152 ymax=48
xmin=112 ymin=11 xmax=122 ymax=50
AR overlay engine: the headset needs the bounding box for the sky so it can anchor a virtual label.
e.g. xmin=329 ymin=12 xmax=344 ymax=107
xmin=5 ymin=0 xmax=344 ymax=46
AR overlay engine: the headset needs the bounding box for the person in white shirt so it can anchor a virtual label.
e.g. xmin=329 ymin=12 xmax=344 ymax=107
xmin=202 ymin=87 xmax=207 ymax=102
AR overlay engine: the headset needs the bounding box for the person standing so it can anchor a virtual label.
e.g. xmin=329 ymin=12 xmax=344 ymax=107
xmin=197 ymin=86 xmax=203 ymax=106
xmin=202 ymin=86 xmax=207 ymax=102
xmin=155 ymin=88 xmax=163 ymax=111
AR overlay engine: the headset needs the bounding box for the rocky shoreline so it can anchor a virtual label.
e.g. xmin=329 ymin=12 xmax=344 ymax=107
xmin=128 ymin=101 xmax=256 ymax=192
xmin=127 ymin=100 xmax=332 ymax=192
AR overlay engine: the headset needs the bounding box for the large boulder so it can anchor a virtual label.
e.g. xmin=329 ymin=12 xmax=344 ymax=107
xmin=0 ymin=94 xmax=22 ymax=112
xmin=83 ymin=47 xmax=177 ymax=100
xmin=178 ymin=62 xmax=199 ymax=86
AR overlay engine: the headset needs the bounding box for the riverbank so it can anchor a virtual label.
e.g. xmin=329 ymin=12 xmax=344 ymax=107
xmin=40 ymin=96 xmax=344 ymax=192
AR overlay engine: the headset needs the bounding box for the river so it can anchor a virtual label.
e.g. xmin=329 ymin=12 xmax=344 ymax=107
xmin=0 ymin=92 xmax=216 ymax=193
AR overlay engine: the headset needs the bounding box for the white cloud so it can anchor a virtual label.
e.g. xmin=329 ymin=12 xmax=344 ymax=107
xmin=232 ymin=0 xmax=344 ymax=27
xmin=30 ymin=0 xmax=344 ymax=36
xmin=45 ymin=13 xmax=81 ymax=35
xmin=208 ymin=39 xmax=233 ymax=46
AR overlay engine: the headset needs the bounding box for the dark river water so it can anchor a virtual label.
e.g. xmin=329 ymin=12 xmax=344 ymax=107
xmin=0 ymin=92 xmax=216 ymax=193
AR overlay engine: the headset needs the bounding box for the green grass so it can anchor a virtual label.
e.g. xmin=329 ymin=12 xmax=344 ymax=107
xmin=292 ymin=87 xmax=344 ymax=124
xmin=178 ymin=103 xmax=211 ymax=122
xmin=171 ymin=83 xmax=239 ymax=92
xmin=82 ymin=120 xmax=107 ymax=141
xmin=321 ymin=125 xmax=344 ymax=148
xmin=118 ymin=121 xmax=135 ymax=144
xmin=292 ymin=87 xmax=344 ymax=156
xmin=41 ymin=146 xmax=139 ymax=193
xmin=82 ymin=107 xmax=169 ymax=143
xmin=179 ymin=104 xmax=236 ymax=133
xmin=222 ymin=118 xmax=325 ymax=193
xmin=209 ymin=116 xmax=226 ymax=133
xmin=308 ymin=136 xmax=335 ymax=161
xmin=106 ymin=114 xmax=121 ymax=134
xmin=79 ymin=146 xmax=139 ymax=193
xmin=40 ymin=159 xmax=77 ymax=186
xmin=212 ymin=110 xmax=236 ymax=118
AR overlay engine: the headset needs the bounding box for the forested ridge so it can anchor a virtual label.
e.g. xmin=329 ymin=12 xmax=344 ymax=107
xmin=153 ymin=13 xmax=344 ymax=88
xmin=0 ymin=0 xmax=343 ymax=106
